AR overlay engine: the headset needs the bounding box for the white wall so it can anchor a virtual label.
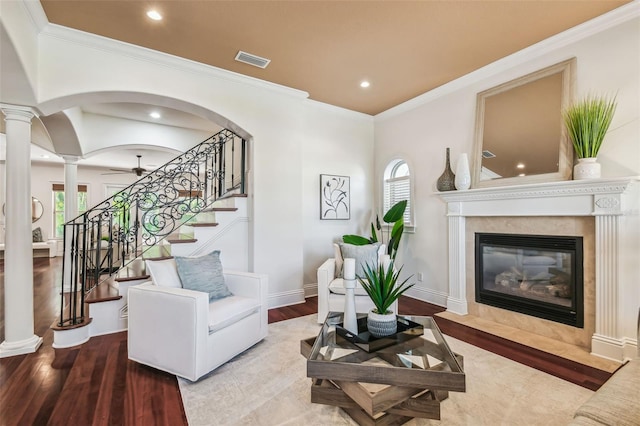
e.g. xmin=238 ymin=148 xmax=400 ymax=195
xmin=301 ymin=102 xmax=374 ymax=291
xmin=0 ymin=9 xmax=375 ymax=307
xmin=374 ymin=15 xmax=640 ymax=305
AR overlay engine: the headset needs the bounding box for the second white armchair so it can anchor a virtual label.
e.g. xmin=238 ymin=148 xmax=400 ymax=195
xmin=317 ymin=243 xmax=397 ymax=323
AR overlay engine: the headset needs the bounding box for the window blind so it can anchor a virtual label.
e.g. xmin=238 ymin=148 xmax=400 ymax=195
xmin=383 ymin=176 xmax=411 ymax=225
xmin=52 ymin=184 xmax=87 ymax=192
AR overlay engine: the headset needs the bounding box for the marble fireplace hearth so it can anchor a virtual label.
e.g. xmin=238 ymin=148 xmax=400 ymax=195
xmin=438 ymin=177 xmax=639 ymax=362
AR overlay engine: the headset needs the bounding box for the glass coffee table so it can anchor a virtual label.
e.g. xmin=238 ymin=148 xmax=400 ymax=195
xmin=301 ymin=312 xmax=465 ymax=425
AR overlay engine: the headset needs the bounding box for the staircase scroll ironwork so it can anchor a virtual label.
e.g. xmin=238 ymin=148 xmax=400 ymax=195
xmin=58 ymin=129 xmax=246 ymax=328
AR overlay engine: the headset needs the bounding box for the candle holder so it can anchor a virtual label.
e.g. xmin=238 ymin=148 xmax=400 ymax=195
xmin=342 ymin=258 xmax=358 ymax=334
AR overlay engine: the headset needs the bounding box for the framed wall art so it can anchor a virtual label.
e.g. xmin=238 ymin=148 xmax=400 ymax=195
xmin=320 ymin=174 xmax=350 ymax=220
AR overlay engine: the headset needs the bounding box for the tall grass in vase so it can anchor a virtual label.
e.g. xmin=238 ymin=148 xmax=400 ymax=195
xmin=563 ymin=95 xmax=617 ymax=179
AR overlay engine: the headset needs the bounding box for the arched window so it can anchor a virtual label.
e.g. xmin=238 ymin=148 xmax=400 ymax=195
xmin=383 ymin=159 xmax=413 ymax=226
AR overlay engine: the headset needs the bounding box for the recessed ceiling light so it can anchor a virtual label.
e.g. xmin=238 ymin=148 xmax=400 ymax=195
xmin=516 ymin=163 xmax=525 ymax=169
xmin=40 ymin=154 xmax=50 ymax=159
xmin=146 ymin=10 xmax=163 ymax=21
xmin=360 ymin=81 xmax=370 ymax=88
xmin=149 ymin=112 xmax=161 ymax=119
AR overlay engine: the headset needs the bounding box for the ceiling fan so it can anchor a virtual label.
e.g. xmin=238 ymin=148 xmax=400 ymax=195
xmin=102 ymin=154 xmax=148 ymax=177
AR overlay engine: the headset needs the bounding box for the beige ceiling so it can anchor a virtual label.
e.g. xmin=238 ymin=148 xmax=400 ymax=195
xmin=40 ymin=0 xmax=629 ymax=115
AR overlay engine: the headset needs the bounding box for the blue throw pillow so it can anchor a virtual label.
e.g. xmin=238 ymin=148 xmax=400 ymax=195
xmin=175 ymin=251 xmax=233 ymax=301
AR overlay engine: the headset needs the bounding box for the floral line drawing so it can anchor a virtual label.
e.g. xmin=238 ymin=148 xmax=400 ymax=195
xmin=320 ymin=175 xmax=350 ymax=220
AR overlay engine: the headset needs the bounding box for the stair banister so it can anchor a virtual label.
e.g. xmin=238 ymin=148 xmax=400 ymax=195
xmin=57 ymin=129 xmax=246 ymax=328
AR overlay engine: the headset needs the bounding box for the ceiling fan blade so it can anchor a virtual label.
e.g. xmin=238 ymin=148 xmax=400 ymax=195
xmin=101 ymin=171 xmax=129 ymax=175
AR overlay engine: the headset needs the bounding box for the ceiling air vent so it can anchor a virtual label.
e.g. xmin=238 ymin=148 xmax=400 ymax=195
xmin=482 ymin=150 xmax=496 ymax=159
xmin=235 ymin=51 xmax=271 ymax=69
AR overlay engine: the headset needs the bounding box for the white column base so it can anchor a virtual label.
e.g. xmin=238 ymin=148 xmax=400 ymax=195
xmin=0 ymin=334 xmax=43 ymax=358
xmin=446 ymin=296 xmax=468 ymax=315
xmin=591 ymin=333 xmax=637 ymax=362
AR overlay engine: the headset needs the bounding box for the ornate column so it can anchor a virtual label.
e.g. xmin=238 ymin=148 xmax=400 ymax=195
xmin=446 ymin=202 xmax=468 ymax=315
xmin=591 ymin=193 xmax=624 ymax=361
xmin=0 ymin=105 xmax=43 ymax=357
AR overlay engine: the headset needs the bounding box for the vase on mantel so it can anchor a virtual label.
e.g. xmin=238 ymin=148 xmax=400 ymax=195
xmin=454 ymin=153 xmax=471 ymax=190
xmin=573 ymin=157 xmax=601 ymax=180
xmin=436 ymin=148 xmax=456 ymax=191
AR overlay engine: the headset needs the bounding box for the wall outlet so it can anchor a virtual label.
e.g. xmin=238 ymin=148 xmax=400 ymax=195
xmin=417 ymin=272 xmax=424 ymax=282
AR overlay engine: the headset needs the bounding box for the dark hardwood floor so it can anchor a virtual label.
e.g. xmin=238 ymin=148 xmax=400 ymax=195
xmin=0 ymin=259 xmax=612 ymax=425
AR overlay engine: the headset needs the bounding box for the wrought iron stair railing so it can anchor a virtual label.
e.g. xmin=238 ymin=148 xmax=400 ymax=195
xmin=58 ymin=129 xmax=246 ymax=328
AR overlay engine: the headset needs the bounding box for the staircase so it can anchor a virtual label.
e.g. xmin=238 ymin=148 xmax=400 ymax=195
xmin=52 ymin=129 xmax=249 ymax=348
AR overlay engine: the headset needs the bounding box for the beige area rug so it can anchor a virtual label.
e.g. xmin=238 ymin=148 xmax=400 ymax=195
xmin=178 ymin=315 xmax=593 ymax=425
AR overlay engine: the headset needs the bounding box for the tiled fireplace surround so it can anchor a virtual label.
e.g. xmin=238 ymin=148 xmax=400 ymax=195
xmin=439 ymin=177 xmax=639 ymax=362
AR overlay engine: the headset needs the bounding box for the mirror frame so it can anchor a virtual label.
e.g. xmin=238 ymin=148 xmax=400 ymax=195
xmin=471 ymin=58 xmax=576 ymax=188
xmin=2 ymin=196 xmax=45 ymax=223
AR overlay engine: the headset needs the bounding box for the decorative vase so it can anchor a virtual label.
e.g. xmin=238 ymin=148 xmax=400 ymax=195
xmin=367 ymin=310 xmax=397 ymax=338
xmin=573 ymin=157 xmax=601 ymax=180
xmin=436 ymin=148 xmax=456 ymax=191
xmin=454 ymin=153 xmax=471 ymax=190
xmin=342 ymin=258 xmax=358 ymax=334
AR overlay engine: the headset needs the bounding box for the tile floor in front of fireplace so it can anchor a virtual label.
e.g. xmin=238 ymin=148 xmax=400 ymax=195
xmin=436 ymin=311 xmax=621 ymax=373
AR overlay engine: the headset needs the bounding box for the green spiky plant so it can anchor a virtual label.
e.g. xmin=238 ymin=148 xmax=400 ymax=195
xmin=342 ymin=200 xmax=407 ymax=260
xmin=563 ymin=95 xmax=617 ymax=159
xmin=358 ymin=262 xmax=414 ymax=315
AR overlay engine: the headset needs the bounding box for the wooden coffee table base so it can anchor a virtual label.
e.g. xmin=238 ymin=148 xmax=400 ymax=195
xmin=311 ymin=378 xmax=448 ymax=425
xmin=302 ymin=315 xmax=465 ymax=426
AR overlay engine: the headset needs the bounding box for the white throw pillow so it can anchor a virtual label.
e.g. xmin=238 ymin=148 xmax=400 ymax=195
xmin=145 ymin=258 xmax=182 ymax=288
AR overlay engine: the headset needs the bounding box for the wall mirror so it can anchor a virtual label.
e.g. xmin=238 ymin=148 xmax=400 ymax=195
xmin=2 ymin=197 xmax=44 ymax=223
xmin=471 ymin=58 xmax=575 ymax=188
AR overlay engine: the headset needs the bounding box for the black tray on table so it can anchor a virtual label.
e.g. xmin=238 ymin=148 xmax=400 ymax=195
xmin=336 ymin=315 xmax=424 ymax=352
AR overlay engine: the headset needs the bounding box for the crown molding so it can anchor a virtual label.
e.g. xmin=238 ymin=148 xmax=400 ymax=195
xmin=376 ymin=1 xmax=640 ymax=122
xmin=21 ymin=0 xmax=49 ymax=33
xmin=304 ymin=98 xmax=374 ymax=122
xmin=37 ymin=23 xmax=309 ymax=102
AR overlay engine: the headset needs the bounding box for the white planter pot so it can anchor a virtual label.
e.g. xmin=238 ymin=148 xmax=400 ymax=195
xmin=367 ymin=310 xmax=397 ymax=338
xmin=574 ymin=157 xmax=601 ymax=180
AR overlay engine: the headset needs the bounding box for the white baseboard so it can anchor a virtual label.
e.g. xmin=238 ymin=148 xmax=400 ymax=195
xmin=405 ymin=286 xmax=448 ymax=308
xmin=592 ymin=333 xmax=638 ymax=363
xmin=304 ymin=283 xmax=318 ymax=298
xmin=268 ymin=289 xmax=305 ymax=309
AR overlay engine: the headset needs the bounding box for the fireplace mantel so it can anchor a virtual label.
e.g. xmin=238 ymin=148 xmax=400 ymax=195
xmin=438 ymin=177 xmax=640 ymax=361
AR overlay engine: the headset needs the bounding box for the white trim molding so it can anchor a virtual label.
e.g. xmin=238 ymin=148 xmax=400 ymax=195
xmin=438 ymin=177 xmax=640 ymax=362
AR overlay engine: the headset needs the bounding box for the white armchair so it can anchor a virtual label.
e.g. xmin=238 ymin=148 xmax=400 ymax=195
xmin=128 ymin=268 xmax=268 ymax=381
xmin=317 ymin=243 xmax=397 ymax=323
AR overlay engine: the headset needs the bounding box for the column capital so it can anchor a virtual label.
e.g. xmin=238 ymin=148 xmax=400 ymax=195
xmin=0 ymin=104 xmax=37 ymax=123
xmin=62 ymin=155 xmax=80 ymax=164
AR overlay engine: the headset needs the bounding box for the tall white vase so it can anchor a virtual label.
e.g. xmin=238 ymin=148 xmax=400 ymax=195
xmin=454 ymin=153 xmax=471 ymax=190
xmin=573 ymin=157 xmax=601 ymax=180
xmin=342 ymin=258 xmax=358 ymax=334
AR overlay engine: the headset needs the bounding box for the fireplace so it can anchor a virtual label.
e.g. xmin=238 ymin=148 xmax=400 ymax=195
xmin=475 ymin=233 xmax=583 ymax=328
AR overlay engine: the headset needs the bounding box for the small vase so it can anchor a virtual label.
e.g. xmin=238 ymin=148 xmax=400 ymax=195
xmin=454 ymin=153 xmax=471 ymax=190
xmin=436 ymin=148 xmax=456 ymax=191
xmin=367 ymin=310 xmax=397 ymax=338
xmin=573 ymin=157 xmax=601 ymax=180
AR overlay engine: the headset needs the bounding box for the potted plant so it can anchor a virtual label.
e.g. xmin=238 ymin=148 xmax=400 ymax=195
xmin=343 ymin=200 xmax=407 ymax=260
xmin=563 ymin=95 xmax=617 ymax=179
xmin=358 ymin=262 xmax=414 ymax=337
